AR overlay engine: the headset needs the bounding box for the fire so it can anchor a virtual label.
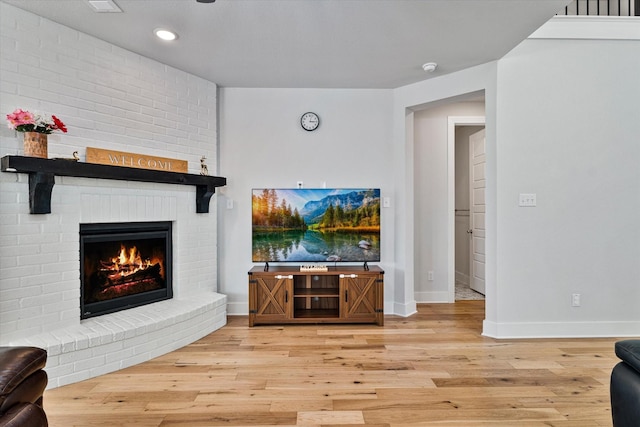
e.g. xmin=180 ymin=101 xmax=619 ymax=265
xmin=108 ymin=244 xmax=153 ymax=277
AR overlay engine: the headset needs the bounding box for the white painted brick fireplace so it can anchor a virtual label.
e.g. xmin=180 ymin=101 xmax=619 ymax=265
xmin=0 ymin=4 xmax=227 ymax=388
xmin=1 ymin=177 xmax=227 ymax=388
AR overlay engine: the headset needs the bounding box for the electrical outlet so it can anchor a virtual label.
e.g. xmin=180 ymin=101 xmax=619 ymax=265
xmin=383 ymin=197 xmax=391 ymax=208
xmin=427 ymin=271 xmax=434 ymax=281
xmin=226 ymin=199 xmax=233 ymax=209
xmin=297 ymin=181 xmax=303 ymax=189
xmin=571 ymin=293 xmax=581 ymax=307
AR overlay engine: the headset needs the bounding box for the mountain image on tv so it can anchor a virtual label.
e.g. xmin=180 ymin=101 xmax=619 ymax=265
xmin=252 ymin=188 xmax=380 ymax=263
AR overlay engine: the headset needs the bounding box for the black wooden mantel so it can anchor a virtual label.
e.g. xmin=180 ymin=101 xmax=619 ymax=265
xmin=1 ymin=155 xmax=227 ymax=214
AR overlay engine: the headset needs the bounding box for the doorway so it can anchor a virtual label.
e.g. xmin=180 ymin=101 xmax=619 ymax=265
xmin=453 ymin=125 xmax=485 ymax=301
xmin=446 ymin=116 xmax=485 ymax=302
xmin=411 ymin=101 xmax=486 ymax=306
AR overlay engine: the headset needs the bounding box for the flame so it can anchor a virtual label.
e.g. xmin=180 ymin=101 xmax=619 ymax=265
xmin=108 ymin=244 xmax=154 ymax=278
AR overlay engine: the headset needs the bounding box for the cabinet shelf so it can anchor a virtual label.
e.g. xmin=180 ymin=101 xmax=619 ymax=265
xmin=294 ymin=309 xmax=340 ymax=319
xmin=294 ymin=289 xmax=339 ymax=298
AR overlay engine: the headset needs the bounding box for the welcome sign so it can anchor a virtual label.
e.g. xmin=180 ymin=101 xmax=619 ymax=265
xmin=86 ymin=147 xmax=188 ymax=173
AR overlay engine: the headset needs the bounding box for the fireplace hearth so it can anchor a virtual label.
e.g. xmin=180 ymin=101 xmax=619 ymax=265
xmin=80 ymin=221 xmax=173 ymax=319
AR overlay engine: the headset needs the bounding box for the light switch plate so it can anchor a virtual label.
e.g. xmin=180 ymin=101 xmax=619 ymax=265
xmin=519 ymin=193 xmax=537 ymax=207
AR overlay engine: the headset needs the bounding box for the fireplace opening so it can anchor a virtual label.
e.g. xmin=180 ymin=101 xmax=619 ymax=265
xmin=80 ymin=221 xmax=173 ymax=319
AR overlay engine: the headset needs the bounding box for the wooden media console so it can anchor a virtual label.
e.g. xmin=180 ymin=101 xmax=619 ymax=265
xmin=248 ymin=265 xmax=383 ymax=326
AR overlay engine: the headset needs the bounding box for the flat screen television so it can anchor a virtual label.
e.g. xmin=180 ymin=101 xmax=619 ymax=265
xmin=252 ymin=188 xmax=380 ymax=264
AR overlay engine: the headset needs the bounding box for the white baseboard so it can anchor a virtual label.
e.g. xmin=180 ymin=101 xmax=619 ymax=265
xmin=414 ymin=291 xmax=449 ymax=303
xmin=226 ymin=301 xmax=247 ymax=315
xmin=483 ymin=319 xmax=640 ymax=339
xmin=392 ymin=300 xmax=417 ymax=317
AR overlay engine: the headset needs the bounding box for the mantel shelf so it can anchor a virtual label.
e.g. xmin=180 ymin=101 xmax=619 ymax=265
xmin=1 ymin=155 xmax=227 ymax=214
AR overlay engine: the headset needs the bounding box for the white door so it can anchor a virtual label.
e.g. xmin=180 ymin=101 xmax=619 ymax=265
xmin=469 ymin=129 xmax=486 ymax=295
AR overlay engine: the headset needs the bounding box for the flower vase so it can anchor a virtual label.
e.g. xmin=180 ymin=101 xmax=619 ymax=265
xmin=23 ymin=132 xmax=48 ymax=158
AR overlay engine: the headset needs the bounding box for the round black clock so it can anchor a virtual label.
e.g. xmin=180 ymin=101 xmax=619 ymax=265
xmin=300 ymin=112 xmax=320 ymax=131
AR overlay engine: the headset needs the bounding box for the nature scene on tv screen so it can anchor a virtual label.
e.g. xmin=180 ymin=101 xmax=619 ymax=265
xmin=252 ymin=188 xmax=380 ymax=263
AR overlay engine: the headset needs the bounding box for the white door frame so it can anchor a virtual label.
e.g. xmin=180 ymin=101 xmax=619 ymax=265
xmin=447 ymin=116 xmax=485 ymax=302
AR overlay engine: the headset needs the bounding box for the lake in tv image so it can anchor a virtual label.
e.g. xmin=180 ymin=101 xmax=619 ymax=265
xmin=252 ymin=188 xmax=380 ymax=263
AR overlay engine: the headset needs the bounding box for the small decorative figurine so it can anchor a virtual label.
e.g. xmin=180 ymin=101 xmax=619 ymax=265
xmin=200 ymin=156 xmax=209 ymax=176
xmin=53 ymin=151 xmax=80 ymax=162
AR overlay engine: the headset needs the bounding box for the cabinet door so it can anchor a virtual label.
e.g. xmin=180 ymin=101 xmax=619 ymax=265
xmin=249 ymin=274 xmax=293 ymax=325
xmin=340 ymin=273 xmax=382 ymax=324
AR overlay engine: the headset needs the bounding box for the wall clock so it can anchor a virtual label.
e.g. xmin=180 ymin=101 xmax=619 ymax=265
xmin=300 ymin=112 xmax=320 ymax=131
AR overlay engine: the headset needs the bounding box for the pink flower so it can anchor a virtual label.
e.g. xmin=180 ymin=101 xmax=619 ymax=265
xmin=6 ymin=109 xmax=34 ymax=129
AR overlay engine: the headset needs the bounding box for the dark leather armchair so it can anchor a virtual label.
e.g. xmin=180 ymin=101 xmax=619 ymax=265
xmin=611 ymin=340 xmax=640 ymax=427
xmin=0 ymin=347 xmax=48 ymax=427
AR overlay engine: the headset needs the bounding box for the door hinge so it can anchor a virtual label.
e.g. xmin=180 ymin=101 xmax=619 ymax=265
xmin=376 ymin=279 xmax=384 ymax=283
xmin=249 ymin=310 xmax=257 ymax=314
xmin=375 ymin=309 xmax=384 ymax=313
xmin=249 ymin=279 xmax=257 ymax=284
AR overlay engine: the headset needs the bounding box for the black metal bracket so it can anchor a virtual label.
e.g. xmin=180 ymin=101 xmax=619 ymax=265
xmin=1 ymin=155 xmax=226 ymax=214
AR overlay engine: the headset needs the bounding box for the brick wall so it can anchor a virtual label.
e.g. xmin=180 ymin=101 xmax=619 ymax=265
xmin=0 ymin=3 xmax=225 ymax=386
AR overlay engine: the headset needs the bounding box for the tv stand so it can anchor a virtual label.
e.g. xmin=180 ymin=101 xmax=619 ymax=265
xmin=248 ymin=265 xmax=383 ymax=327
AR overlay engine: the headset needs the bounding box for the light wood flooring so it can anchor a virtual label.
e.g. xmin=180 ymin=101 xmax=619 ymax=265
xmin=44 ymin=302 xmax=621 ymax=426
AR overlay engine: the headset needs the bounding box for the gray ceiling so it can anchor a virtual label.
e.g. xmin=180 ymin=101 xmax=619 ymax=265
xmin=2 ymin=0 xmax=569 ymax=88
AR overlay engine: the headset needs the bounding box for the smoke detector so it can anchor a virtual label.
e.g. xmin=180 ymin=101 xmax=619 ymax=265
xmin=422 ymin=62 xmax=437 ymax=73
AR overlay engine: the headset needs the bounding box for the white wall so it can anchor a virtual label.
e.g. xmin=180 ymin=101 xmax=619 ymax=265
xmin=0 ymin=5 xmax=216 ymax=169
xmin=394 ymin=19 xmax=640 ymax=337
xmin=218 ymin=88 xmax=394 ymax=314
xmin=492 ymin=35 xmax=640 ymax=337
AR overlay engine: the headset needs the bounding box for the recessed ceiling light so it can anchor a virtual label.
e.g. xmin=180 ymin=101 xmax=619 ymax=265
xmin=85 ymin=0 xmax=122 ymax=13
xmin=154 ymin=29 xmax=178 ymax=41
